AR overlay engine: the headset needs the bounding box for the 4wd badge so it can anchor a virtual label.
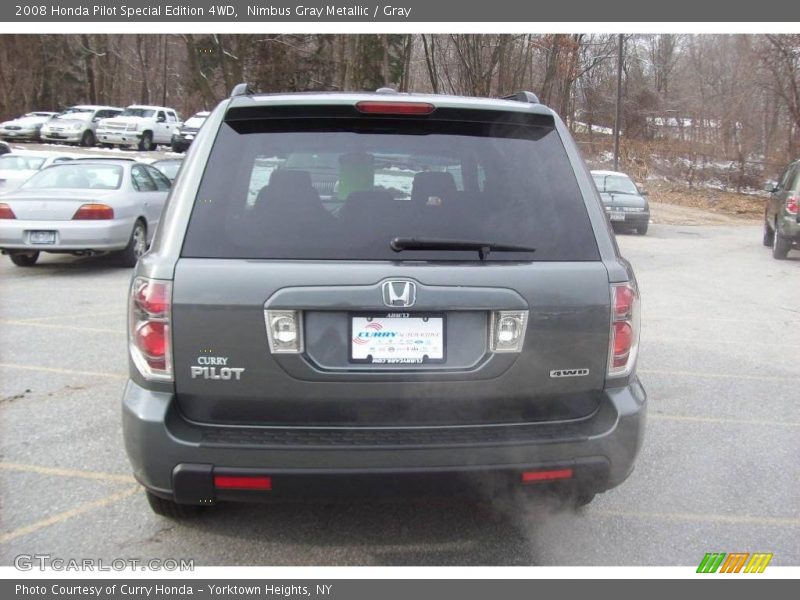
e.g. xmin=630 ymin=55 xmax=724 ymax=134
xmin=550 ymin=368 xmax=590 ymax=378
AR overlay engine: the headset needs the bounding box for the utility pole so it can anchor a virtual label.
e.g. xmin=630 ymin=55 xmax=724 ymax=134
xmin=613 ymin=34 xmax=624 ymax=171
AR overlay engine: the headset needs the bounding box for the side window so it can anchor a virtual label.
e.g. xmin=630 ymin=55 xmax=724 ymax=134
xmin=131 ymin=165 xmax=157 ymax=192
xmin=790 ymin=164 xmax=800 ymax=193
xmin=167 ymin=111 xmax=177 ymax=123
xmin=156 ymin=111 xmax=166 ymax=123
xmin=778 ymin=165 xmax=796 ymax=190
xmin=146 ymin=166 xmax=172 ymax=191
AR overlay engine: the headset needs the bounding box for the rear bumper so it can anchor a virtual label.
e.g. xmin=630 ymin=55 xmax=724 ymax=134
xmin=122 ymin=377 xmax=648 ymax=503
xmin=776 ymin=215 xmax=800 ymax=240
xmin=0 ymin=218 xmax=134 ymax=251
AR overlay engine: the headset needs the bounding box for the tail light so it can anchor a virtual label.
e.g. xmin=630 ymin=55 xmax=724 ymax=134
xmin=786 ymin=196 xmax=798 ymax=216
xmin=0 ymin=203 xmax=15 ymax=219
xmin=73 ymin=203 xmax=114 ymax=220
xmin=129 ymin=277 xmax=172 ymax=381
xmin=608 ymin=282 xmax=640 ymax=377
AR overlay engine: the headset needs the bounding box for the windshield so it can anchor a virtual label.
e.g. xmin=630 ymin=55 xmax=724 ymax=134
xmin=121 ymin=108 xmax=155 ymax=118
xmin=0 ymin=155 xmax=46 ymax=171
xmin=183 ymin=115 xmax=207 ymax=128
xmin=182 ymin=118 xmax=599 ymax=262
xmin=57 ymin=108 xmax=93 ymax=120
xmin=592 ymin=173 xmax=639 ymax=195
xmin=21 ymin=164 xmax=123 ymax=190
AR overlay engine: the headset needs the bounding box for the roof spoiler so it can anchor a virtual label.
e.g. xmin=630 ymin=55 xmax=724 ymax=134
xmin=501 ymin=91 xmax=540 ymax=105
xmin=230 ymin=83 xmax=255 ymax=97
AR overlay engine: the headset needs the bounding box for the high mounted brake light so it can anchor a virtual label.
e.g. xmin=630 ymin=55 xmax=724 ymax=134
xmin=355 ymin=101 xmax=435 ymax=115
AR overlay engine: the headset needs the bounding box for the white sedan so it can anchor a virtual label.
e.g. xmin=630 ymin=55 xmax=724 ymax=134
xmin=0 ymin=151 xmax=79 ymax=194
xmin=0 ymin=111 xmax=58 ymax=141
xmin=0 ymin=159 xmax=171 ymax=267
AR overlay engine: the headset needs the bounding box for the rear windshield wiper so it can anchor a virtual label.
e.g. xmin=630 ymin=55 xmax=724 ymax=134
xmin=390 ymin=237 xmax=536 ymax=261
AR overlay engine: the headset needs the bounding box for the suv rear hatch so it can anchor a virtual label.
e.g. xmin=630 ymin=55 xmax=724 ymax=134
xmin=168 ymin=100 xmax=610 ymax=427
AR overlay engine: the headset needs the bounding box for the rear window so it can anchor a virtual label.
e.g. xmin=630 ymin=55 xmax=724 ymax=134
xmin=182 ymin=115 xmax=599 ymax=262
xmin=22 ymin=164 xmax=122 ymax=190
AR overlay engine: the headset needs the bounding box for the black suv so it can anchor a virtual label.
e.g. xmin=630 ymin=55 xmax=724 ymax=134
xmin=123 ymin=86 xmax=647 ymax=517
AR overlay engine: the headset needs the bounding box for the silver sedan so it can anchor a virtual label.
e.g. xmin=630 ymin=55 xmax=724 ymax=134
xmin=0 ymin=159 xmax=171 ymax=267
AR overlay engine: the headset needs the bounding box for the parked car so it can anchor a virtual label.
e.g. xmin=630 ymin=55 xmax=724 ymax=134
xmin=39 ymin=105 xmax=123 ymax=147
xmin=170 ymin=111 xmax=210 ymax=153
xmin=591 ymin=170 xmax=650 ymax=235
xmin=0 ymin=141 xmax=10 ymax=155
xmin=97 ymin=105 xmax=181 ymax=151
xmin=0 ymin=159 xmax=171 ymax=267
xmin=0 ymin=111 xmax=58 ymax=141
xmin=123 ymin=85 xmax=646 ymax=518
xmin=0 ymin=151 xmax=78 ymax=194
xmin=763 ymin=159 xmax=800 ymax=259
xmin=152 ymin=158 xmax=184 ymax=182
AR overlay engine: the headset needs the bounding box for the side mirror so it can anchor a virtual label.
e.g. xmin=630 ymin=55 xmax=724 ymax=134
xmin=157 ymin=116 xmax=166 ymax=123
xmin=765 ymin=181 xmax=779 ymax=193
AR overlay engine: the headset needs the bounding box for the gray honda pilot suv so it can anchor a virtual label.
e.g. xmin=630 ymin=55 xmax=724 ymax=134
xmin=123 ymin=86 xmax=647 ymax=517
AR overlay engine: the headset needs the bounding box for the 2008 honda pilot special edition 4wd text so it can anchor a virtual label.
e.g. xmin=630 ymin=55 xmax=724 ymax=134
xmin=123 ymin=85 xmax=647 ymax=517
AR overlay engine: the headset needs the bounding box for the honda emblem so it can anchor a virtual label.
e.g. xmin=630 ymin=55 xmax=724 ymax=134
xmin=382 ymin=280 xmax=416 ymax=307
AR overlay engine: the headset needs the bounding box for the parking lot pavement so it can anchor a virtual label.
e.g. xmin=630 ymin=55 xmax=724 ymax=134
xmin=1 ymin=223 xmax=799 ymax=566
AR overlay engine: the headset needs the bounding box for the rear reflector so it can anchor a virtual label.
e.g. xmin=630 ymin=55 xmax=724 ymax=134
xmin=521 ymin=469 xmax=574 ymax=483
xmin=73 ymin=203 xmax=114 ymax=220
xmin=356 ymin=101 xmax=435 ymax=115
xmin=0 ymin=203 xmax=15 ymax=219
xmin=214 ymin=476 xmax=272 ymax=491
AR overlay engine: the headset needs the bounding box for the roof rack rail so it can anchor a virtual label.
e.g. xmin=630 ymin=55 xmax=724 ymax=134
xmin=501 ymin=91 xmax=540 ymax=105
xmin=230 ymin=83 xmax=255 ymax=97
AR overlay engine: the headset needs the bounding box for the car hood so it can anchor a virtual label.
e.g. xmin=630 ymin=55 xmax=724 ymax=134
xmin=101 ymin=116 xmax=148 ymax=125
xmin=599 ymin=192 xmax=648 ymax=208
xmin=45 ymin=117 xmax=90 ymax=127
xmin=2 ymin=116 xmax=50 ymax=128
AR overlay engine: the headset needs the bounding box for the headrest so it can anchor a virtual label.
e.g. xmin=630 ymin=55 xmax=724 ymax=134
xmin=411 ymin=171 xmax=457 ymax=205
xmin=268 ymin=169 xmax=313 ymax=191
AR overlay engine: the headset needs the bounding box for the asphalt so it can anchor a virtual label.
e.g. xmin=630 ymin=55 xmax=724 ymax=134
xmin=0 ymin=222 xmax=799 ymax=566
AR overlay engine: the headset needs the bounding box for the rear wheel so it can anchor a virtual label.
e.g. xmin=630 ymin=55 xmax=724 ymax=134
xmin=80 ymin=130 xmax=95 ymax=147
xmin=772 ymin=224 xmax=790 ymax=259
xmin=116 ymin=220 xmax=147 ymax=267
xmin=138 ymin=131 xmax=155 ymax=151
xmin=636 ymin=223 xmax=648 ymax=235
xmin=9 ymin=250 xmax=39 ymax=267
xmin=762 ymin=220 xmax=774 ymax=246
xmin=145 ymin=491 xmax=200 ymax=519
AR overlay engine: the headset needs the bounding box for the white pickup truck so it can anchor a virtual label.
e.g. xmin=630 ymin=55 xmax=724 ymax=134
xmin=96 ymin=105 xmax=182 ymax=151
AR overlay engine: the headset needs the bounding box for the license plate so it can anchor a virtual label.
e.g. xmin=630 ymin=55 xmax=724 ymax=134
xmin=609 ymin=212 xmax=625 ymax=221
xmin=350 ymin=313 xmax=445 ymax=364
xmin=29 ymin=231 xmax=56 ymax=244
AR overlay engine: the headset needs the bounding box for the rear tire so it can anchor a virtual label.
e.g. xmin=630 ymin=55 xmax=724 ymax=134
xmin=145 ymin=491 xmax=200 ymax=519
xmin=115 ymin=220 xmax=147 ymax=267
xmin=171 ymin=142 xmax=184 ymax=153
xmin=138 ymin=131 xmax=155 ymax=152
xmin=772 ymin=225 xmax=790 ymax=259
xmin=762 ymin=220 xmax=774 ymax=247
xmin=9 ymin=251 xmax=39 ymax=267
xmin=636 ymin=223 xmax=649 ymax=235
xmin=80 ymin=130 xmax=95 ymax=147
